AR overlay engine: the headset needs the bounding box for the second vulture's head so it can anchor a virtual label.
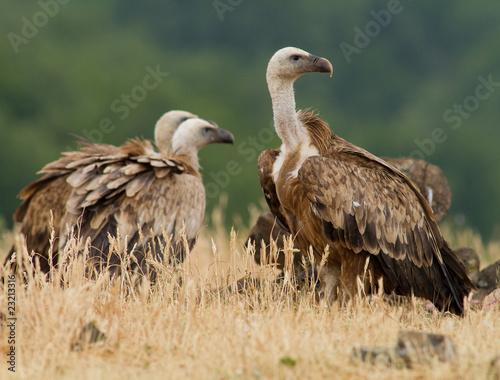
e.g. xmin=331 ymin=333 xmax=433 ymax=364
xmin=172 ymin=118 xmax=234 ymax=161
xmin=155 ymin=110 xmax=199 ymax=154
xmin=266 ymin=47 xmax=333 ymax=84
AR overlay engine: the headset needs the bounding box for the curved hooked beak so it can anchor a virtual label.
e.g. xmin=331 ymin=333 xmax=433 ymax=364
xmin=309 ymin=54 xmax=333 ymax=77
xmin=212 ymin=128 xmax=234 ymax=145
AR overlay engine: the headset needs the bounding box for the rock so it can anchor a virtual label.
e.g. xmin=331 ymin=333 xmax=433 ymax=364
xmin=71 ymin=321 xmax=107 ymax=351
xmin=487 ymin=356 xmax=500 ymax=380
xmin=471 ymin=288 xmax=491 ymax=306
xmin=351 ymin=331 xmax=456 ymax=368
xmin=422 ymin=300 xmax=439 ymax=314
xmin=395 ymin=331 xmax=456 ymax=367
xmin=482 ymin=289 xmax=500 ymax=311
xmin=351 ymin=346 xmax=399 ymax=367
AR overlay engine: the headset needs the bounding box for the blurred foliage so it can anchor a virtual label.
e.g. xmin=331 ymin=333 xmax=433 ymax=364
xmin=0 ymin=0 xmax=499 ymax=241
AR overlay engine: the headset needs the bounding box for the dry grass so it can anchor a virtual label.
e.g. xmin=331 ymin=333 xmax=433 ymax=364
xmin=0 ymin=203 xmax=499 ymax=380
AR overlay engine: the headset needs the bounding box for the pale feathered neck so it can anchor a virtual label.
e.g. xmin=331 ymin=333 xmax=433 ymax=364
xmin=268 ymin=76 xmax=310 ymax=151
xmin=172 ymin=146 xmax=200 ymax=172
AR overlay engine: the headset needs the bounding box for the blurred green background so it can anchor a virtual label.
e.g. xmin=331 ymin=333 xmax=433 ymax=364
xmin=1 ymin=1 xmax=499 ymax=242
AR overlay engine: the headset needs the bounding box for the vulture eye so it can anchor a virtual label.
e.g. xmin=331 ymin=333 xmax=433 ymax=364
xmin=291 ymin=55 xmax=300 ymax=61
xmin=202 ymin=127 xmax=212 ymax=134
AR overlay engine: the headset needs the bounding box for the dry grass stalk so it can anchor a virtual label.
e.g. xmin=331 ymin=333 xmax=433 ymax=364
xmin=0 ymin=203 xmax=499 ymax=379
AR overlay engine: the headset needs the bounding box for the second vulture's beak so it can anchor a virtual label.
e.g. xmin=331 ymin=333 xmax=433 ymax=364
xmin=211 ymin=128 xmax=234 ymax=145
xmin=309 ymin=54 xmax=333 ymax=77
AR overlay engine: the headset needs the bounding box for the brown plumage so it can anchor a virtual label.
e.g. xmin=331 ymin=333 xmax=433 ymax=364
xmin=5 ymin=110 xmax=201 ymax=275
xmin=261 ymin=47 xmax=475 ymax=314
xmin=57 ymin=117 xmax=234 ymax=277
xmin=249 ymin=134 xmax=452 ymax=272
xmin=477 ymin=259 xmax=500 ymax=292
xmin=5 ymin=146 xmax=110 ymax=274
xmin=381 ymin=157 xmax=452 ymax=222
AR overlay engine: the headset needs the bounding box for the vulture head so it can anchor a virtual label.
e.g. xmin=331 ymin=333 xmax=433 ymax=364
xmin=172 ymin=118 xmax=234 ymax=169
xmin=266 ymin=47 xmax=332 ymax=149
xmin=155 ymin=110 xmax=198 ymax=154
xmin=266 ymin=47 xmax=333 ymax=84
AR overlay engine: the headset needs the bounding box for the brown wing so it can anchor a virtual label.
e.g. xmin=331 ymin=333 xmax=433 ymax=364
xmin=298 ymin=141 xmax=474 ymax=314
xmin=4 ymin=148 xmax=94 ymax=273
xmin=257 ymin=149 xmax=290 ymax=233
xmin=5 ymin=174 xmax=73 ymax=273
xmin=5 ymin=139 xmax=158 ymax=274
xmin=59 ymin=152 xmax=204 ymax=275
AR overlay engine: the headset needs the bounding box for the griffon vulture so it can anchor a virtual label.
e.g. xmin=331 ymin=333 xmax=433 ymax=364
xmin=259 ymin=46 xmax=474 ymax=314
xmin=4 ymin=110 xmax=199 ymax=275
xmin=57 ymin=117 xmax=234 ymax=276
xmin=247 ymin=156 xmax=452 ymax=271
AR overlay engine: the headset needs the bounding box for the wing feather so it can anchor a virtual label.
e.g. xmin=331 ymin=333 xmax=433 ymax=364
xmin=6 ymin=172 xmax=73 ymax=273
xmin=298 ymin=154 xmax=431 ymax=267
xmin=59 ymin=151 xmax=202 ymax=275
xmin=121 ymin=163 xmax=147 ymax=176
xmin=295 ymin=135 xmax=474 ymax=313
xmin=125 ymin=171 xmax=155 ymax=197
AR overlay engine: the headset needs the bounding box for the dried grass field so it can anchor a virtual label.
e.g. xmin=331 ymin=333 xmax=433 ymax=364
xmin=0 ymin=203 xmax=499 ymax=380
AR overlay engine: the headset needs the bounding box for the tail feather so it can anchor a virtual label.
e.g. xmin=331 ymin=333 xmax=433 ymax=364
xmin=437 ymin=242 xmax=476 ymax=315
xmin=372 ymin=242 xmax=475 ymax=316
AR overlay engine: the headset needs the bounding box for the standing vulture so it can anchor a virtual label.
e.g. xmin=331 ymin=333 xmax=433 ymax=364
xmin=4 ymin=110 xmax=199 ymax=275
xmin=57 ymin=117 xmax=234 ymax=277
xmin=259 ymin=47 xmax=474 ymax=314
